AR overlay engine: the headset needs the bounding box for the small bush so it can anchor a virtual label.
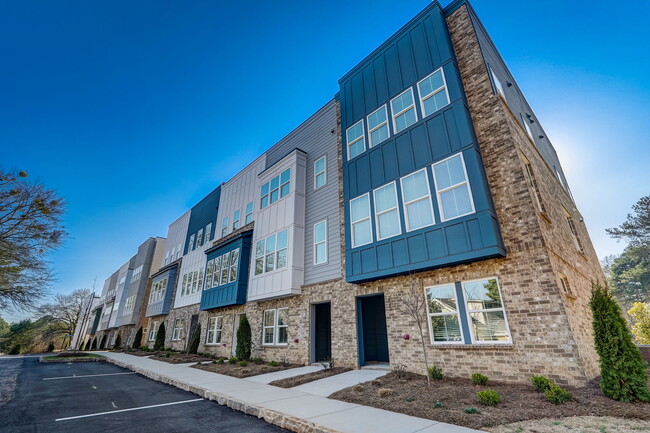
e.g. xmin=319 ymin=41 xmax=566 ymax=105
xmin=392 ymin=363 xmax=407 ymax=379
xmin=477 ymin=389 xmax=501 ymax=406
xmin=433 ymin=401 xmax=444 ymax=408
xmin=238 ymin=360 xmax=248 ymax=367
xmin=378 ymin=388 xmax=394 ymax=397
xmin=353 ymin=384 xmax=364 ymax=392
xmin=530 ymin=375 xmax=554 ymax=393
xmin=228 ymin=357 xmax=238 ymax=364
xmin=544 ymin=384 xmax=572 ymax=404
xmin=268 ymin=360 xmax=279 ymax=367
xmin=251 ymin=357 xmax=264 ymax=364
xmin=132 ymin=327 xmax=143 ymax=349
xmin=464 ymin=407 xmax=479 ymax=414
xmin=371 ymin=379 xmax=382 ymax=387
xmin=113 ymin=334 xmax=121 ymax=350
xmin=428 ymin=365 xmax=443 ymax=380
xmin=216 ymin=358 xmax=224 ymax=364
xmin=471 ymin=373 xmax=489 ymax=386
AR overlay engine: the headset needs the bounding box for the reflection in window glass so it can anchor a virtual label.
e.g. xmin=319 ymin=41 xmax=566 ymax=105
xmin=462 ymin=278 xmax=510 ymax=342
xmin=426 ymin=285 xmax=462 ymax=343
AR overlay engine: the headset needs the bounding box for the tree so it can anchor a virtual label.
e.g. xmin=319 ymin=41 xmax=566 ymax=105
xmin=113 ymin=334 xmax=121 ymax=350
xmin=36 ymin=289 xmax=92 ymax=346
xmin=236 ymin=315 xmax=251 ymax=361
xmin=100 ymin=334 xmax=108 ymax=349
xmin=401 ymin=274 xmax=432 ymax=385
xmin=590 ymin=282 xmax=650 ymax=402
xmin=0 ymin=316 xmax=66 ymax=354
xmin=607 ymin=196 xmax=650 ymax=249
xmin=154 ymin=322 xmax=166 ymax=350
xmin=0 ymin=315 xmax=9 ymax=337
xmin=132 ymin=327 xmax=143 ymax=349
xmin=0 ymin=169 xmax=66 ymax=310
xmin=187 ymin=323 xmax=201 ymax=354
xmin=628 ymin=303 xmax=650 ymax=344
xmin=90 ymin=337 xmax=97 ymax=350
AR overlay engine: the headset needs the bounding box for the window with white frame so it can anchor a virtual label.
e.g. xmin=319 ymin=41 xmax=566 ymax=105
xmin=521 ymin=114 xmax=534 ymax=140
xmin=123 ymin=295 xmax=136 ymax=314
xmin=172 ymin=318 xmax=184 ymax=341
xmin=149 ymin=278 xmax=167 ymax=303
xmin=391 ymin=88 xmax=417 ymax=133
xmin=279 ymin=169 xmax=290 ymax=198
xmin=206 ymin=316 xmax=223 ymax=344
xmin=462 ymin=278 xmax=510 ymax=343
xmin=171 ymin=246 xmax=176 ymax=261
xmin=418 ymin=68 xmax=450 ymax=117
xmin=229 ymin=249 xmax=239 ymax=282
xmin=196 ymin=228 xmax=204 ymax=247
xmin=426 ymin=284 xmax=463 ymax=343
xmin=181 ymin=274 xmax=188 ymax=297
xmin=432 ymin=153 xmax=475 ymax=221
xmin=367 ymin=105 xmax=390 ymax=147
xmin=262 ymin=308 xmax=288 ymax=345
xmin=260 ymin=183 xmax=269 ymax=208
xmin=254 ymin=230 xmax=288 ymax=275
xmin=188 ymin=234 xmax=196 ymax=252
xmin=522 ymin=155 xmax=546 ymax=214
xmin=205 ymin=223 xmax=212 ymax=244
xmin=314 ymin=220 xmax=327 ymax=265
xmin=221 ymin=217 xmax=228 ymax=237
xmin=314 ymin=156 xmax=327 ymax=189
xmin=132 ymin=265 xmax=143 ymax=281
xmin=205 ymin=260 xmax=214 ymax=289
xmin=245 ymin=202 xmax=253 ymax=225
xmin=164 ymin=251 xmax=170 ymax=265
xmin=346 ymin=119 xmax=365 ymax=160
xmin=373 ymin=182 xmax=401 ymax=240
xmin=350 ymin=193 xmax=372 ymax=248
xmin=260 ymin=169 xmax=291 ymax=208
xmin=148 ymin=321 xmax=159 ymax=341
xmin=489 ymin=66 xmax=505 ymax=99
xmin=400 ymin=169 xmax=435 ymax=231
xmin=233 ymin=210 xmax=241 ymax=230
xmin=176 ymin=243 xmax=181 ymax=259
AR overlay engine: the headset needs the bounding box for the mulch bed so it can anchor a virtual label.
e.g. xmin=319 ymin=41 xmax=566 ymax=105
xmin=41 ymin=354 xmax=105 ymax=363
xmin=192 ymin=361 xmax=303 ymax=378
xmin=270 ymin=367 xmax=352 ymax=388
xmin=114 ymin=349 xmax=164 ymax=357
xmin=330 ymin=372 xmax=650 ymax=430
xmin=150 ymin=353 xmax=213 ymax=364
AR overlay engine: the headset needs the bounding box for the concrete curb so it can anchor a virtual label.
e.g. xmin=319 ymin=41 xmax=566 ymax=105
xmin=39 ymin=356 xmax=107 ymax=363
xmin=104 ymin=357 xmax=341 ymax=433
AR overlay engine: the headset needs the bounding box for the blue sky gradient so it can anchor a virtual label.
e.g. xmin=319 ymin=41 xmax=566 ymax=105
xmin=1 ymin=0 xmax=649 ymax=321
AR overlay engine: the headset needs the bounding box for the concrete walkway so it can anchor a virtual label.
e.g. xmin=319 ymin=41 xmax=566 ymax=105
xmin=95 ymin=352 xmax=483 ymax=433
xmin=247 ymin=365 xmax=324 ymax=384
xmin=291 ymin=369 xmax=388 ymax=397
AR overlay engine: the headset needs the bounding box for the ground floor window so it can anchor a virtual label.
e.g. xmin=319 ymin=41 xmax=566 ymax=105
xmin=262 ymin=308 xmax=288 ymax=346
xmin=172 ymin=318 xmax=184 ymax=341
xmin=206 ymin=316 xmax=223 ymax=344
xmin=148 ymin=321 xmax=159 ymax=342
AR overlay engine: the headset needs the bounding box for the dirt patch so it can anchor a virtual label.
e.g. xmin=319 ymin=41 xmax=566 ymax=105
xmin=487 ymin=416 xmax=650 ymax=433
xmin=330 ymin=372 xmax=650 ymax=430
xmin=270 ymin=367 xmax=352 ymax=388
xmin=150 ymin=353 xmax=212 ymax=364
xmin=193 ymin=361 xmax=302 ymax=378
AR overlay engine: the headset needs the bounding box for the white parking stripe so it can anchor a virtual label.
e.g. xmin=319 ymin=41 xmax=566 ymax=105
xmin=43 ymin=372 xmax=137 ymax=381
xmin=55 ymin=398 xmax=203 ymax=421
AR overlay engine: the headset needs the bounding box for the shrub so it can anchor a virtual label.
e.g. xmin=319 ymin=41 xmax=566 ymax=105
xmin=236 ymin=316 xmax=251 ymax=361
xmin=464 ymin=407 xmax=479 ymax=414
xmin=471 ymin=373 xmax=489 ymax=386
xmin=544 ymin=384 xmax=573 ymax=404
xmin=187 ymin=323 xmax=201 ymax=354
xmin=428 ymin=365 xmax=443 ymax=380
xmin=353 ymin=385 xmax=364 ymax=392
xmin=153 ymin=323 xmax=166 ymax=351
xmin=371 ymin=379 xmax=382 ymax=387
xmin=80 ymin=340 xmax=86 ymax=351
xmin=590 ymin=283 xmax=650 ymax=402
xmin=477 ymin=390 xmax=501 ymax=406
xmin=378 ymin=388 xmax=394 ymax=397
xmin=530 ymin=375 xmax=554 ymax=393
xmin=9 ymin=344 xmax=21 ymax=355
xmin=216 ymin=358 xmax=225 ymax=364
xmin=113 ymin=334 xmax=121 ymax=350
xmin=90 ymin=338 xmax=97 ymax=350
xmin=46 ymin=342 xmax=55 ymax=352
xmin=100 ymin=334 xmax=108 ymax=349
xmin=392 ymin=363 xmax=407 ymax=379
xmin=132 ymin=327 xmax=143 ymax=349
xmin=228 ymin=357 xmax=238 ymax=364
xmin=239 ymin=360 xmax=248 ymax=367
xmin=268 ymin=360 xmax=279 ymax=367
xmin=251 ymin=357 xmax=264 ymax=365
xmin=433 ymin=401 xmax=444 ymax=408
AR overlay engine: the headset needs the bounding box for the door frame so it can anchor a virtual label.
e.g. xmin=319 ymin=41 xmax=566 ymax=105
xmin=310 ymin=301 xmax=332 ymax=363
xmin=356 ymin=293 xmax=389 ymax=367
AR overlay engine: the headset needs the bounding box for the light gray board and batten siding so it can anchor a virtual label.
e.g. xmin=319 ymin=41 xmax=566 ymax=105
xmin=264 ymin=99 xmax=342 ymax=285
xmin=120 ymin=238 xmax=158 ymax=325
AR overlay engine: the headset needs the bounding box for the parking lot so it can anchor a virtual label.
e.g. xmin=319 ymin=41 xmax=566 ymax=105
xmin=0 ymin=356 xmax=290 ymax=433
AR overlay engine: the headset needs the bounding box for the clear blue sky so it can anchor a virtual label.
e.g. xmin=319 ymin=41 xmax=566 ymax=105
xmin=2 ymin=0 xmax=649 ymax=321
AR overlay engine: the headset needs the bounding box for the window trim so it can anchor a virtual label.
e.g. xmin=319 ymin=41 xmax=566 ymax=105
xmin=400 ymin=168 xmax=436 ymax=232
xmin=346 ymin=119 xmax=366 ymax=160
xmin=461 ymin=277 xmax=512 ymax=345
xmin=424 ymin=283 xmax=465 ymax=345
xmin=254 ymin=230 xmax=289 ymax=276
xmin=233 ymin=209 xmax=241 ymax=231
xmin=521 ymin=114 xmax=534 ymax=140
xmin=390 ymin=87 xmax=418 ymax=134
xmin=205 ymin=223 xmax=212 ymax=244
xmin=245 ymin=202 xmax=254 ymax=225
xmin=489 ymin=66 xmax=505 ymax=100
xmin=148 ymin=321 xmax=159 ymax=342
xmin=563 ymin=207 xmax=585 ymax=254
xmin=373 ymin=181 xmax=402 ymax=241
xmin=313 ymin=220 xmax=328 ymax=265
xmin=172 ymin=318 xmax=184 ymax=341
xmin=417 ymin=67 xmax=451 ymax=118
xmin=367 ymin=104 xmax=390 ymax=148
xmin=432 ymin=152 xmax=476 ymax=222
xmin=221 ymin=217 xmax=229 ymax=238
xmin=350 ymin=193 xmax=373 ymax=248
xmin=314 ymin=155 xmax=327 ymax=189
xmin=262 ymin=308 xmax=288 ymax=346
xmin=205 ymin=316 xmax=223 ymax=345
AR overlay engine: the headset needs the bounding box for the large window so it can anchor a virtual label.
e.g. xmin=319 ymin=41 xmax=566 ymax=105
xmin=400 ymin=169 xmax=435 ymax=231
xmin=149 ymin=278 xmax=167 ymax=303
xmin=221 ymin=217 xmax=229 ymax=238
xmin=148 ymin=321 xmax=159 ymax=342
xmin=373 ymin=182 xmax=401 ymax=240
xmin=426 ymin=284 xmax=463 ymax=343
xmin=233 ymin=210 xmax=241 ymax=231
xmin=172 ymin=318 xmax=184 ymax=341
xmin=489 ymin=66 xmax=505 ymax=99
xmin=418 ymin=68 xmax=449 ymax=117
xmin=350 ymin=193 xmax=372 ymax=248
xmin=314 ymin=156 xmax=327 ymax=189
xmin=205 ymin=223 xmax=212 ymax=244
xmin=391 ymin=88 xmax=417 ymax=133
xmin=262 ymin=308 xmax=288 ymax=346
xmin=206 ymin=248 xmax=240 ymax=288
xmin=254 ymin=230 xmax=288 ymax=276
xmin=245 ymin=202 xmax=253 ymax=225
xmin=462 ymin=278 xmax=510 ymax=343
xmin=314 ymin=221 xmax=327 ymax=265
xmin=346 ymin=120 xmax=365 ymax=160
xmin=432 ymin=153 xmax=475 ymax=221
xmin=521 ymin=155 xmax=546 ymax=214
xmin=188 ymin=234 xmax=195 ymax=252
xmin=196 ymin=228 xmax=204 ymax=248
xmin=206 ymin=316 xmax=223 ymax=345
xmin=123 ymin=295 xmax=136 ymax=314
xmin=367 ymin=105 xmax=390 ymax=147
xmin=260 ymin=169 xmax=292 ymax=208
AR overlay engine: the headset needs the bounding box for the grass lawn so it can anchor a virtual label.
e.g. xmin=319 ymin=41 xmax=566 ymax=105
xmin=42 ymin=353 xmax=105 ymax=362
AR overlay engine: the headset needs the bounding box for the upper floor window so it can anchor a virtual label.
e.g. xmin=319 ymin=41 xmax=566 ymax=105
xmin=563 ymin=207 xmax=585 ymax=254
xmin=489 ymin=67 xmax=505 ymax=99
xmin=260 ymin=169 xmax=292 ymax=209
xmin=164 ymin=251 xmax=169 ymax=265
xmin=206 ymin=248 xmax=241 ymax=289
xmin=245 ymin=202 xmax=253 ymax=225
xmin=188 ymin=234 xmax=196 ymax=252
xmin=221 ymin=217 xmax=228 ymax=237
xmin=149 ymin=278 xmax=167 ymax=303
xmin=176 ymin=243 xmax=181 ymax=259
xmin=373 ymin=182 xmax=401 ymax=240
xmin=521 ymin=155 xmax=546 ymax=214
xmin=132 ymin=265 xmax=143 ymax=281
xmin=432 ymin=153 xmax=475 ymax=221
xmin=521 ymin=114 xmax=534 ymax=140
xmin=367 ymin=105 xmax=390 ymax=147
xmin=196 ymin=229 xmax=204 ymax=247
xmin=314 ymin=220 xmax=327 ymax=265
xmin=254 ymin=230 xmax=288 ymax=276
xmin=462 ymin=278 xmax=511 ymax=343
xmin=205 ymin=223 xmax=212 ymax=244
xmin=350 ymin=193 xmax=372 ymax=248
xmin=418 ymin=68 xmax=450 ymax=117
xmin=123 ymin=295 xmax=136 ymax=314
xmin=233 ymin=210 xmax=241 ymax=231
xmin=346 ymin=120 xmax=365 ymax=160
xmin=314 ymin=156 xmax=327 ymax=189
xmin=400 ymin=169 xmax=435 ymax=231
xmin=391 ymin=88 xmax=417 ymax=133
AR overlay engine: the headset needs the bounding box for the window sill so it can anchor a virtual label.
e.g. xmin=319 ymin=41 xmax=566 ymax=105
xmin=262 ymin=344 xmax=289 ymax=347
xmin=204 ymin=343 xmax=222 ymax=346
xmin=429 ymin=343 xmax=514 ymax=350
xmin=539 ymin=212 xmax=552 ymax=225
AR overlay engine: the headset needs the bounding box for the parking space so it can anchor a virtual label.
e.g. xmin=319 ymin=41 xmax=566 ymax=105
xmin=0 ymin=357 xmax=290 ymax=433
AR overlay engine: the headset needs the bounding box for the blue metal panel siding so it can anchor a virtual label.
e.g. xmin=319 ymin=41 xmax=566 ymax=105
xmin=200 ymin=233 xmax=252 ymax=310
xmin=146 ymin=266 xmax=178 ymax=317
xmin=340 ymin=3 xmax=504 ymax=283
xmin=184 ymin=186 xmax=222 ymax=255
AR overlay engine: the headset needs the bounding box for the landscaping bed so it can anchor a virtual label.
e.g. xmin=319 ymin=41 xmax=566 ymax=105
xmin=111 ymin=349 xmax=165 ymax=357
xmin=192 ymin=360 xmax=303 ymax=378
xmin=270 ymin=367 xmax=351 ymax=388
xmin=149 ymin=352 xmax=213 ymax=364
xmin=330 ymin=372 xmax=650 ymax=430
xmin=487 ymin=415 xmax=650 ymax=433
xmin=41 ymin=353 xmax=105 ymax=363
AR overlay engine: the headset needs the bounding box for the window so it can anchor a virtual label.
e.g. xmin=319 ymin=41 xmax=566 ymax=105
xmin=489 ymin=66 xmax=505 ymax=99
xmin=391 ymin=88 xmax=417 ymax=133
xmin=233 ymin=210 xmax=241 ymax=230
xmin=432 ymin=153 xmax=475 ymax=221
xmin=212 ymin=255 xmax=222 ymax=286
xmin=521 ymin=155 xmax=546 ymax=214
xmin=373 ymin=182 xmax=401 ymax=240
xmin=229 ymin=249 xmax=239 ymax=282
xmin=254 ymin=230 xmax=288 ymax=276
xmin=196 ymin=229 xmax=204 ymax=248
xmin=559 ymin=274 xmax=574 ymax=297
xmin=314 ymin=156 xmax=327 ymax=189
xmin=463 ymin=278 xmax=511 ymax=343
xmin=205 ymin=223 xmax=212 ymax=244
xmin=350 ymin=193 xmax=372 ymax=247
xmin=367 ymin=105 xmax=390 ymax=147
xmin=521 ymin=114 xmax=534 ymax=140
xmin=262 ymin=308 xmax=288 ymax=345
xmin=260 ymin=183 xmax=269 ymax=209
xmin=172 ymin=318 xmax=184 ymax=341
xmin=188 ymin=234 xmax=196 ymax=252
xmin=149 ymin=278 xmax=167 ymax=303
xmin=245 ymin=202 xmax=253 ymax=225
xmin=346 ymin=119 xmax=365 ymax=160
xmin=221 ymin=217 xmax=228 ymax=238
xmin=314 ymin=221 xmax=327 ymax=265
xmin=400 ymin=169 xmax=435 ymax=231
xmin=280 ymin=169 xmax=290 ymax=198
xmin=181 ymin=274 xmax=188 ymax=296
xmin=176 ymin=243 xmax=181 ymax=259
xmin=171 ymin=246 xmax=176 ymax=261
xmin=418 ymin=68 xmax=450 ymax=117
xmin=205 ymin=260 xmax=214 ymax=289
xmin=132 ymin=265 xmax=143 ymax=281
xmin=563 ymin=207 xmax=584 ymax=253
xmin=426 ymin=284 xmax=463 ymax=343
xmin=148 ymin=321 xmax=159 ymax=342
xmin=206 ymin=316 xmax=223 ymax=344
xmin=260 ymin=169 xmax=291 ymax=208
xmin=123 ymin=295 xmax=136 ymax=314
xmin=164 ymin=251 xmax=169 ymax=265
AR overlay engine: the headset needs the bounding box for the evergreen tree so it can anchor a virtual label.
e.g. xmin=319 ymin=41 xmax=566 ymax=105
xmin=154 ymin=322 xmax=166 ymax=350
xmin=100 ymin=334 xmax=108 ymax=349
xmin=80 ymin=340 xmax=86 ymax=351
xmin=113 ymin=334 xmax=121 ymax=350
xmin=590 ymin=282 xmax=650 ymax=402
xmin=187 ymin=323 xmax=201 ymax=354
xmin=90 ymin=337 xmax=97 ymax=350
xmin=236 ymin=315 xmax=251 ymax=361
xmin=132 ymin=327 xmax=143 ymax=349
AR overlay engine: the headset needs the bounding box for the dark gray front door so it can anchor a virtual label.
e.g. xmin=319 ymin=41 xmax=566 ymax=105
xmin=358 ymin=294 xmax=389 ymax=365
xmin=314 ymin=303 xmax=331 ymax=362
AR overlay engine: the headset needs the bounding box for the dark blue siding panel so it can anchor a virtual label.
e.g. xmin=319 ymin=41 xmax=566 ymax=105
xmin=427 ymin=114 xmax=451 ymax=159
xmin=351 ymin=251 xmax=362 ymax=275
xmin=410 ymin=23 xmax=432 ymax=78
xmin=344 ymin=81 xmax=354 ymax=129
xmin=369 ymin=150 xmax=385 ymax=188
xmin=373 ymin=58 xmax=389 ymax=104
xmin=425 ymin=228 xmax=446 ymax=258
xmin=431 ymin=10 xmax=452 ymax=61
xmin=467 ymin=218 xmax=484 ymax=250
xmin=363 ymin=65 xmax=377 ymax=111
xmin=361 ymin=248 xmax=378 ymax=274
xmin=443 ymin=108 xmax=462 ymax=154
xmin=185 ymin=186 xmax=221 ymax=255
xmin=347 ymin=162 xmax=357 ymax=198
xmin=407 ymin=234 xmax=427 ymax=263
xmin=410 ymin=124 xmax=430 ymax=168
xmin=351 ymin=72 xmax=366 ymax=122
xmin=445 ymin=223 xmax=469 ymax=255
xmin=376 ymin=243 xmax=393 ymax=270
xmin=382 ymin=141 xmax=399 ymax=181
xmin=397 ymin=35 xmax=416 ymax=88
xmin=356 ymin=155 xmax=371 ymax=193
xmin=396 ymin=133 xmax=414 ymax=175
xmin=384 ymin=46 xmax=402 ymax=97
xmin=391 ymin=240 xmax=409 ymax=267
xmin=422 ymin=17 xmax=442 ymax=67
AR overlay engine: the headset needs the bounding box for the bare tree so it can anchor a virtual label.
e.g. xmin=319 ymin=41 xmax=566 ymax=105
xmin=0 ymin=169 xmax=66 ymax=310
xmin=36 ymin=289 xmax=92 ymax=347
xmin=400 ymin=274 xmax=431 ymax=385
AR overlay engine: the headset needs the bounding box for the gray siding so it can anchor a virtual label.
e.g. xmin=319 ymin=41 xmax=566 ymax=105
xmin=121 ymin=238 xmax=158 ymax=325
xmin=146 ymin=265 xmax=178 ymax=317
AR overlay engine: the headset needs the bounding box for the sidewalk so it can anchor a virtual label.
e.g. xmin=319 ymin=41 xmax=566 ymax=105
xmin=97 ymin=352 xmax=483 ymax=433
